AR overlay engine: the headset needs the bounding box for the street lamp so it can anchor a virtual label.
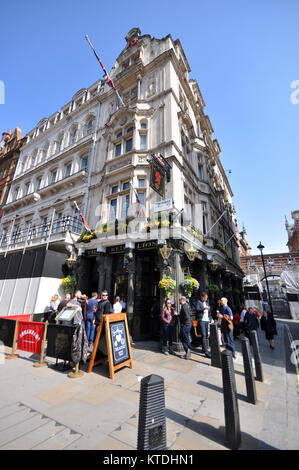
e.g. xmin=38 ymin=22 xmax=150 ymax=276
xmin=257 ymin=242 xmax=274 ymax=316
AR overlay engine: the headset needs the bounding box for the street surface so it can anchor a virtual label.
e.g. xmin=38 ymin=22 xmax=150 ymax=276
xmin=0 ymin=316 xmax=298 ymax=451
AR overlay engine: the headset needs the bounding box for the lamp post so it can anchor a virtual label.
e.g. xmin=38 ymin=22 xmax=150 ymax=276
xmin=257 ymin=242 xmax=273 ymax=316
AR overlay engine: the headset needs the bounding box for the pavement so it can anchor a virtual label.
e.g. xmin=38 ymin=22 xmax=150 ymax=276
xmin=0 ymin=316 xmax=298 ymax=451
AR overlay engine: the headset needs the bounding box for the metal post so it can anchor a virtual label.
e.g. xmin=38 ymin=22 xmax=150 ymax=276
xmin=68 ymin=362 xmax=84 ymax=379
xmin=210 ymin=323 xmax=222 ymax=368
xmin=34 ymin=321 xmax=48 ymax=368
xmin=221 ymin=349 xmax=241 ymax=449
xmin=6 ymin=320 xmax=19 ymax=360
xmin=137 ymin=374 xmax=167 ymax=450
xmin=250 ymin=330 xmax=263 ymax=382
xmin=241 ymin=337 xmax=257 ymax=404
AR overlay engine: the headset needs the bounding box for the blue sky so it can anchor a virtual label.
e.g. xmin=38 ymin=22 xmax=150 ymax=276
xmin=1 ymin=0 xmax=298 ymax=255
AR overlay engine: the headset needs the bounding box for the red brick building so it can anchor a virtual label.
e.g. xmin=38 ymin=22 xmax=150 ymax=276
xmin=0 ymin=128 xmax=25 ymax=218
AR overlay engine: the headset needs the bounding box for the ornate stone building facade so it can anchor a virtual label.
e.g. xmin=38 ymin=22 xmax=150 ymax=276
xmin=0 ymin=29 xmax=243 ymax=344
xmin=285 ymin=211 xmax=299 ymax=252
xmin=0 ymin=128 xmax=25 ymax=218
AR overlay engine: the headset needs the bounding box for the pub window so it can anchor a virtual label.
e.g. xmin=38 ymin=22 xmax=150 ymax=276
xmin=65 ymin=162 xmax=72 ymax=177
xmin=125 ymin=137 xmax=133 ymax=153
xmin=140 ymin=133 xmax=147 ymax=150
xmin=122 ymin=181 xmax=130 ymax=191
xmin=120 ymin=194 xmax=130 ymax=219
xmin=114 ymin=142 xmax=122 ymax=157
xmin=80 ymin=155 xmax=88 ymax=170
xmin=50 ymin=169 xmax=57 ymax=184
xmin=110 ymin=198 xmax=117 ymax=221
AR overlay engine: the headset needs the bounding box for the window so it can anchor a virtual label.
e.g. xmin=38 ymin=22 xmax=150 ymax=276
xmin=140 ymin=122 xmax=147 ymax=129
xmin=70 ymin=128 xmax=77 ymax=145
xmin=40 ymin=217 xmax=48 ymax=237
xmin=138 ymin=178 xmax=145 ymax=188
xmin=65 ymin=162 xmax=72 ymax=177
xmin=25 ymin=182 xmax=31 ymax=196
xmin=122 ymin=181 xmax=130 ymax=191
xmin=110 ymin=199 xmax=117 ymax=221
xmin=56 ymin=137 xmax=63 ymax=153
xmin=111 ymin=185 xmax=118 ymax=194
xmin=80 ymin=155 xmax=88 ymax=170
xmin=120 ymin=194 xmax=130 ymax=219
xmin=14 ymin=187 xmax=20 ymax=201
xmin=116 ymin=131 xmax=122 ymax=139
xmin=36 ymin=178 xmax=42 ymax=191
xmin=114 ymin=143 xmax=122 ymax=157
xmin=127 ymin=127 xmax=133 ymax=134
xmin=125 ymin=138 xmax=132 ymax=153
xmin=50 ymin=169 xmax=57 ymax=184
xmin=86 ymin=119 xmax=93 ymax=135
xmin=136 ymin=191 xmax=145 ymax=206
xmin=202 ymin=201 xmax=208 ymax=235
xmin=140 ymin=133 xmax=147 ymax=150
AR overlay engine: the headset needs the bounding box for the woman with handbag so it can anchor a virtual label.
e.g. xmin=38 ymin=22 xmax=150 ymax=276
xmin=161 ymin=299 xmax=178 ymax=355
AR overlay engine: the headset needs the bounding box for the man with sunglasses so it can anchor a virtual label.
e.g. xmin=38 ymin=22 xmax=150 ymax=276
xmin=94 ymin=290 xmax=113 ymax=329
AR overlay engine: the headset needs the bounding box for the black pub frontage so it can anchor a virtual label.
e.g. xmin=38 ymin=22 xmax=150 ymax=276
xmin=73 ymin=234 xmax=244 ymax=352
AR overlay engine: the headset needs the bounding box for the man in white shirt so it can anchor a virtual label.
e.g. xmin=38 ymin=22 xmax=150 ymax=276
xmin=196 ymin=292 xmax=212 ymax=358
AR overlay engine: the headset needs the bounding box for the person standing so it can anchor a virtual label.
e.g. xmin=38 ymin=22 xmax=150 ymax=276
xmin=179 ymin=296 xmax=192 ymax=360
xmin=161 ymin=299 xmax=178 ymax=355
xmin=57 ymin=293 xmax=71 ymax=312
xmin=66 ymin=290 xmax=83 ymax=326
xmin=95 ymin=290 xmax=113 ymax=329
xmin=85 ymin=292 xmax=98 ymax=346
xmin=244 ymin=307 xmax=260 ymax=343
xmin=48 ymin=294 xmax=60 ymax=323
xmin=239 ymin=304 xmax=248 ymax=335
xmin=260 ymin=311 xmax=277 ymax=350
xmin=113 ymin=296 xmax=123 ymax=314
xmin=217 ymin=297 xmax=236 ymax=359
xmin=196 ymin=292 xmax=212 ymax=358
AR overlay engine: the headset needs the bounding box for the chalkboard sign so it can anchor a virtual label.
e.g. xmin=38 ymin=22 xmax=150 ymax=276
xmin=110 ymin=320 xmax=130 ymax=366
xmin=47 ymin=324 xmax=76 ymax=361
xmin=87 ymin=313 xmax=133 ymax=380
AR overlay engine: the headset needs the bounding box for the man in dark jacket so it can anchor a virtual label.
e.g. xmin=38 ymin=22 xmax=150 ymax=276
xmin=179 ymin=296 xmax=192 ymax=359
xmin=196 ymin=292 xmax=212 ymax=358
xmin=95 ymin=290 xmax=113 ymax=328
xmin=244 ymin=307 xmax=259 ymax=344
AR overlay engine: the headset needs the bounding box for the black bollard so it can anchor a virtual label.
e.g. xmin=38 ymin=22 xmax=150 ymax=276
xmin=137 ymin=374 xmax=167 ymax=450
xmin=210 ymin=323 xmax=222 ymax=368
xmin=241 ymin=337 xmax=257 ymax=404
xmin=250 ymin=330 xmax=263 ymax=382
xmin=221 ymin=349 xmax=241 ymax=450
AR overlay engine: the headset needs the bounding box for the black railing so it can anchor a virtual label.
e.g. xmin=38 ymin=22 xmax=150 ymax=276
xmin=0 ymin=216 xmax=82 ymax=248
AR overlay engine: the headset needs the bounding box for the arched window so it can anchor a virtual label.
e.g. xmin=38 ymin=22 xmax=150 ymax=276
xmin=70 ymin=126 xmax=77 ymax=145
xmin=85 ymin=117 xmax=94 ymax=136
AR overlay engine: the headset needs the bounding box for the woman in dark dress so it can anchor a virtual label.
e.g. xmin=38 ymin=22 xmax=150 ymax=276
xmin=260 ymin=312 xmax=277 ymax=350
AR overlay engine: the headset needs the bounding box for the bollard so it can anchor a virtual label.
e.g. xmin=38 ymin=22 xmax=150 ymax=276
xmin=250 ymin=330 xmax=263 ymax=382
xmin=6 ymin=320 xmax=19 ymax=360
xmin=137 ymin=374 xmax=167 ymax=450
xmin=68 ymin=362 xmax=84 ymax=379
xmin=34 ymin=321 xmax=48 ymax=368
xmin=221 ymin=349 xmax=241 ymax=450
xmin=210 ymin=323 xmax=222 ymax=368
xmin=241 ymin=337 xmax=257 ymax=404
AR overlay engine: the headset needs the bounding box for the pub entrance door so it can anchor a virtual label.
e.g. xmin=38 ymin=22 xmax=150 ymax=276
xmin=133 ymin=249 xmax=160 ymax=341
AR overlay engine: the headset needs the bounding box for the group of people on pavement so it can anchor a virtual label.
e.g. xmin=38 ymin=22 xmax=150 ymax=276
xmin=48 ymin=290 xmax=126 ymax=347
xmin=161 ymin=292 xmax=278 ymax=360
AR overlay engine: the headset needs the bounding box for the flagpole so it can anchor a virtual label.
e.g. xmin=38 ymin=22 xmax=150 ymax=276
xmin=203 ymin=209 xmax=227 ymax=238
xmin=46 ymin=209 xmax=55 ymax=251
xmin=223 ymin=232 xmax=236 ymax=248
xmin=85 ymin=35 xmax=125 ymax=107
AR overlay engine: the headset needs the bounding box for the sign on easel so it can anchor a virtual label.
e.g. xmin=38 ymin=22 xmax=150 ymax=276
xmin=87 ymin=313 xmax=133 ymax=380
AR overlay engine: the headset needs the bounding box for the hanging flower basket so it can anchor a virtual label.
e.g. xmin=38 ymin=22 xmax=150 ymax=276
xmin=159 ymin=276 xmax=176 ymax=298
xmin=61 ymin=275 xmax=77 ymax=292
xmin=181 ymin=275 xmax=200 ymax=298
xmin=76 ymin=230 xmax=97 ymax=243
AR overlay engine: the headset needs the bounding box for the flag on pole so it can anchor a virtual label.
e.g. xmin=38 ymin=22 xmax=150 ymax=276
xmin=74 ymin=201 xmax=92 ymax=234
xmin=85 ymin=35 xmax=125 ymax=106
xmin=130 ymin=183 xmax=146 ymax=218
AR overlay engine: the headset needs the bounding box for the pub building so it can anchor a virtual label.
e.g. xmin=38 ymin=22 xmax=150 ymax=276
xmin=0 ymin=29 xmax=244 ymax=349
